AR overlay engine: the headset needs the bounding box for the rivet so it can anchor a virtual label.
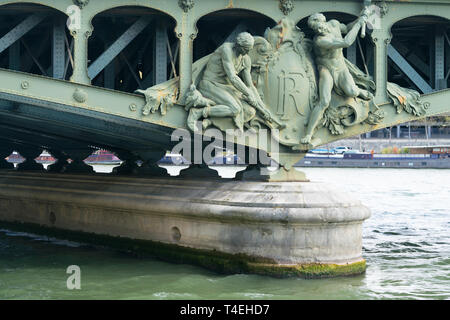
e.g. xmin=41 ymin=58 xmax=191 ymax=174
xmin=129 ymin=103 xmax=137 ymax=112
xmin=73 ymin=88 xmax=88 ymax=103
xmin=21 ymin=81 xmax=29 ymax=89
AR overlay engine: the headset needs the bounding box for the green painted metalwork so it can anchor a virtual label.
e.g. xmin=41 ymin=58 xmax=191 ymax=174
xmin=0 ymin=0 xmax=448 ymax=172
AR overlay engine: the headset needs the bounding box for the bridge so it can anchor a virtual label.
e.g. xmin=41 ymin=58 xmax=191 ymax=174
xmin=0 ymin=0 xmax=449 ymax=277
xmin=0 ymin=0 xmax=447 ymax=173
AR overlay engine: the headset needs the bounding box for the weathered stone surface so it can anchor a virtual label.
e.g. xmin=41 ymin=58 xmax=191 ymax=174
xmin=0 ymin=171 xmax=370 ymax=275
xmin=138 ymin=15 xmax=426 ymax=156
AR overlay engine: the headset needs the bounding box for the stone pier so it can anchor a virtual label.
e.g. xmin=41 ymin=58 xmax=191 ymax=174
xmin=0 ymin=171 xmax=370 ymax=278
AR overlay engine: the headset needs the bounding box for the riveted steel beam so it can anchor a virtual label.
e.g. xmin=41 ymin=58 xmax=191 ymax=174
xmin=388 ymin=44 xmax=433 ymax=94
xmin=21 ymin=32 xmax=49 ymax=73
xmin=8 ymin=42 xmax=21 ymax=71
xmin=20 ymin=38 xmax=47 ymax=76
xmin=0 ymin=67 xmax=182 ymax=153
xmin=0 ymin=98 xmax=172 ymax=154
xmin=435 ymin=26 xmax=446 ymax=90
xmin=1 ymin=63 xmax=450 ymax=159
xmin=120 ymin=52 xmax=142 ymax=89
xmin=104 ymin=43 xmax=115 ymax=89
xmin=153 ymin=22 xmax=168 ymax=85
xmin=52 ymin=18 xmax=66 ymax=80
xmin=88 ymin=16 xmax=153 ymax=80
xmin=446 ymin=33 xmax=450 ymax=83
xmin=390 ymin=39 xmax=429 ymax=76
xmin=0 ymin=13 xmax=47 ymax=54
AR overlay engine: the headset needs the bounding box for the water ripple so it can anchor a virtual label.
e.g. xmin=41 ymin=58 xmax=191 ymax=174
xmin=0 ymin=168 xmax=448 ymax=299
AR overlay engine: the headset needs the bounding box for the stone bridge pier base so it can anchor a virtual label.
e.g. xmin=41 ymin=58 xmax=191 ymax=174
xmin=0 ymin=170 xmax=370 ymax=278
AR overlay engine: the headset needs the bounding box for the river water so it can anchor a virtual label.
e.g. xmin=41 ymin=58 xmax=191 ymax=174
xmin=0 ymin=167 xmax=448 ymax=300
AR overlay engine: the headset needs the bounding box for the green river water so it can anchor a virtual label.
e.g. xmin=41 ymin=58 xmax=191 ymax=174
xmin=0 ymin=168 xmax=448 ymax=300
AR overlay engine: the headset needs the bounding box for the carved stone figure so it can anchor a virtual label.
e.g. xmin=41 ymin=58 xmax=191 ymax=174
xmin=185 ymin=32 xmax=276 ymax=133
xmin=136 ymin=16 xmax=426 ymax=151
xmin=300 ymin=11 xmax=373 ymax=144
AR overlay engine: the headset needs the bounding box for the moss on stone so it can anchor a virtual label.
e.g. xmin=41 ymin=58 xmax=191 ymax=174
xmin=0 ymin=220 xmax=366 ymax=278
xmin=247 ymin=260 xmax=366 ymax=278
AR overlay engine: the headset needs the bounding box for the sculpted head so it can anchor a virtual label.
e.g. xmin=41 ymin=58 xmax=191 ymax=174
xmin=235 ymin=32 xmax=255 ymax=55
xmin=308 ymin=13 xmax=330 ymax=35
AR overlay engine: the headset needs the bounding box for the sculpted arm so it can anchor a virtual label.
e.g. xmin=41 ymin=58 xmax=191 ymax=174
xmin=345 ymin=8 xmax=370 ymax=34
xmin=221 ymin=47 xmax=253 ymax=97
xmin=327 ymin=20 xmax=348 ymax=35
xmin=241 ymin=57 xmax=273 ymax=119
xmin=316 ymin=20 xmax=363 ymax=49
xmin=241 ymin=57 xmax=262 ymax=102
xmin=344 ymin=20 xmax=360 ymax=34
xmin=241 ymin=57 xmax=253 ymax=89
xmin=331 ymin=19 xmax=354 ymax=35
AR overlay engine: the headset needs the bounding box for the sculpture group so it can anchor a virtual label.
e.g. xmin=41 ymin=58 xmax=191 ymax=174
xmin=137 ymin=9 xmax=426 ymax=149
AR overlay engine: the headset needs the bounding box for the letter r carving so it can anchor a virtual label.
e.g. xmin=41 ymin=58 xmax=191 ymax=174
xmin=277 ymin=70 xmax=305 ymax=119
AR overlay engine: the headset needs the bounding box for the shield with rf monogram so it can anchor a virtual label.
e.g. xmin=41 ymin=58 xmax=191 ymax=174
xmin=258 ymin=27 xmax=318 ymax=147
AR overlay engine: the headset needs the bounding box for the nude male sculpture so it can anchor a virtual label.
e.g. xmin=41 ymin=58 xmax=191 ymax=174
xmin=301 ymin=10 xmax=372 ymax=144
xmin=187 ymin=32 xmax=272 ymax=132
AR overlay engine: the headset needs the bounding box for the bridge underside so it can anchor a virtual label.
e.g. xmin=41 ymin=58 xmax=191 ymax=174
xmin=0 ymin=0 xmax=449 ymax=173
